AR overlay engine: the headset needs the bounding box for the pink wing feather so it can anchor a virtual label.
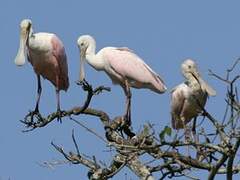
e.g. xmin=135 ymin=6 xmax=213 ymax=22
xmin=104 ymin=47 xmax=166 ymax=93
xmin=51 ymin=35 xmax=69 ymax=91
xmin=171 ymin=86 xmax=186 ymax=129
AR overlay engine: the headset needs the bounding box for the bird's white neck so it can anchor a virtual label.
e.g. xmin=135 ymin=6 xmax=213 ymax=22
xmin=27 ymin=28 xmax=35 ymax=47
xmin=85 ymin=43 xmax=104 ymax=70
xmin=28 ymin=27 xmax=34 ymax=39
xmin=185 ymin=73 xmax=201 ymax=90
xmin=86 ymin=40 xmax=96 ymax=55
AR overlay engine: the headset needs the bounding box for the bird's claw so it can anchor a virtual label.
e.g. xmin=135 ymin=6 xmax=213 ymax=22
xmin=76 ymin=78 xmax=88 ymax=86
xmin=75 ymin=80 xmax=83 ymax=86
xmin=76 ymin=79 xmax=92 ymax=91
xmin=117 ymin=116 xmax=135 ymax=138
xmin=184 ymin=127 xmax=192 ymax=143
xmin=56 ymin=110 xmax=66 ymax=123
xmin=23 ymin=110 xmax=43 ymax=127
xmin=201 ymin=111 xmax=208 ymax=117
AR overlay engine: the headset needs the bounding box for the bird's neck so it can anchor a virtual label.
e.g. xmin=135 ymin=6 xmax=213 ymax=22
xmin=86 ymin=41 xmax=96 ymax=55
xmin=27 ymin=28 xmax=35 ymax=46
xmin=185 ymin=74 xmax=201 ymax=91
xmin=28 ymin=27 xmax=34 ymax=39
xmin=85 ymin=45 xmax=104 ymax=70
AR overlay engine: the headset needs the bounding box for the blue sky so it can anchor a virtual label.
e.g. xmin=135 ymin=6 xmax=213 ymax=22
xmin=0 ymin=0 xmax=240 ymax=179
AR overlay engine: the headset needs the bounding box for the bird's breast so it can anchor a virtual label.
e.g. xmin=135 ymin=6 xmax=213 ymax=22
xmin=28 ymin=33 xmax=53 ymax=53
xmin=185 ymin=89 xmax=207 ymax=116
xmin=28 ymin=47 xmax=58 ymax=85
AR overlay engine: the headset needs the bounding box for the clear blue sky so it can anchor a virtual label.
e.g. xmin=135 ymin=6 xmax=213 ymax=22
xmin=0 ymin=0 xmax=239 ymax=179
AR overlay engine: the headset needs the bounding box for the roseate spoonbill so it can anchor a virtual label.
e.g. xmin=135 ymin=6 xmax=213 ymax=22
xmin=14 ymin=19 xmax=69 ymax=121
xmin=77 ymin=35 xmax=167 ymax=124
xmin=171 ymin=59 xmax=216 ymax=132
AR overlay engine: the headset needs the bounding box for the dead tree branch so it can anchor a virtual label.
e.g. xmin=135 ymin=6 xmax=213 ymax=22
xmin=22 ymin=59 xmax=240 ymax=179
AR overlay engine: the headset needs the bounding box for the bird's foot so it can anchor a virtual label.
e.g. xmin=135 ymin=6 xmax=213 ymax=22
xmin=184 ymin=127 xmax=192 ymax=143
xmin=184 ymin=126 xmax=195 ymax=143
xmin=183 ymin=126 xmax=194 ymax=157
xmin=118 ymin=125 xmax=135 ymax=139
xmin=76 ymin=78 xmax=87 ymax=85
xmin=201 ymin=111 xmax=208 ymax=117
xmin=23 ymin=109 xmax=43 ymax=127
xmin=76 ymin=79 xmax=92 ymax=91
xmin=56 ymin=109 xmax=66 ymax=123
xmin=117 ymin=115 xmax=135 ymax=138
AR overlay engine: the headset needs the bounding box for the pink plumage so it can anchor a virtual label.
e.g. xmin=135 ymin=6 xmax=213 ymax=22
xmin=77 ymin=35 xmax=166 ymax=125
xmin=171 ymin=59 xmax=216 ymax=130
xmin=28 ymin=34 xmax=69 ymax=91
xmin=15 ymin=19 xmax=69 ymax=121
xmin=102 ymin=47 xmax=166 ymax=93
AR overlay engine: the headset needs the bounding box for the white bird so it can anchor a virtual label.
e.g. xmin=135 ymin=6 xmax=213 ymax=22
xmin=77 ymin=35 xmax=167 ymax=124
xmin=171 ymin=59 xmax=216 ymax=130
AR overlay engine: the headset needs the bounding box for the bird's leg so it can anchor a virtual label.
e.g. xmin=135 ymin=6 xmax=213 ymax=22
xmin=34 ymin=74 xmax=42 ymax=113
xmin=117 ymin=80 xmax=135 ymax=138
xmin=25 ymin=75 xmax=42 ymax=124
xmin=192 ymin=117 xmax=198 ymax=143
xmin=24 ymin=75 xmax=42 ymax=125
xmin=181 ymin=117 xmax=191 ymax=157
xmin=192 ymin=117 xmax=202 ymax=160
xmin=124 ymin=80 xmax=132 ymax=126
xmin=54 ymin=74 xmax=64 ymax=123
xmin=55 ymin=88 xmax=63 ymax=123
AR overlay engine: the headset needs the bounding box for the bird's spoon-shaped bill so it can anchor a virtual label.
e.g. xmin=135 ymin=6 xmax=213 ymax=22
xmin=15 ymin=28 xmax=28 ymax=66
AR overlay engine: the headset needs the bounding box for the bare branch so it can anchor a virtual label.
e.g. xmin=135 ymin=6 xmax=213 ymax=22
xmin=208 ymin=154 xmax=228 ymax=180
xmin=72 ymin=129 xmax=81 ymax=156
xmin=20 ymin=60 xmax=240 ymax=179
xmin=227 ymin=137 xmax=240 ymax=180
xmin=21 ymin=80 xmax=111 ymax=131
xmin=227 ymin=58 xmax=240 ymax=73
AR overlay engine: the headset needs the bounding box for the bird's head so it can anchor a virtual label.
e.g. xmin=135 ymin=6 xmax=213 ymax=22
xmin=181 ymin=59 xmax=216 ymax=96
xmin=181 ymin=59 xmax=199 ymax=78
xmin=20 ymin=19 xmax=32 ymax=32
xmin=77 ymin=35 xmax=95 ymax=58
xmin=77 ymin=35 xmax=96 ymax=82
xmin=14 ymin=19 xmax=33 ymax=66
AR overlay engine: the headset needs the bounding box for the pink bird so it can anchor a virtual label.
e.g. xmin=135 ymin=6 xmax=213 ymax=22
xmin=14 ymin=19 xmax=69 ymax=121
xmin=77 ymin=35 xmax=167 ymax=124
xmin=171 ymin=59 xmax=216 ymax=131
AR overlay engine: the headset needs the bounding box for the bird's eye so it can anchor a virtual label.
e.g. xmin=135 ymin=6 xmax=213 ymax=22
xmin=188 ymin=65 xmax=191 ymax=69
xmin=80 ymin=42 xmax=84 ymax=46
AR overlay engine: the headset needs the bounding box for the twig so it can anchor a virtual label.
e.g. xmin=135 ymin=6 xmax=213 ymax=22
xmin=51 ymin=141 xmax=99 ymax=169
xmin=227 ymin=58 xmax=240 ymax=73
xmin=37 ymin=159 xmax=70 ymax=170
xmin=72 ymin=129 xmax=81 ymax=156
xmin=70 ymin=117 xmax=108 ymax=144
xmin=208 ymin=70 xmax=230 ymax=84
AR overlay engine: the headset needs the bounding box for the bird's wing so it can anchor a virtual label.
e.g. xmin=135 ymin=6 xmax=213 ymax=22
xmin=116 ymin=47 xmax=135 ymax=53
xmin=171 ymin=84 xmax=186 ymax=129
xmin=104 ymin=47 xmax=166 ymax=92
xmin=199 ymin=78 xmax=216 ymax=96
xmin=51 ymin=35 xmax=69 ymax=91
